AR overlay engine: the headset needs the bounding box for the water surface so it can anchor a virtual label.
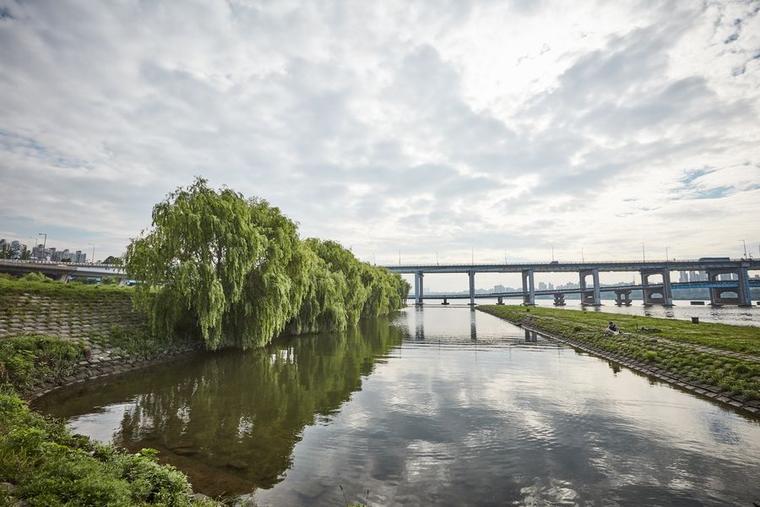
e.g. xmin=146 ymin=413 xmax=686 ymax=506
xmin=35 ymin=308 xmax=760 ymax=505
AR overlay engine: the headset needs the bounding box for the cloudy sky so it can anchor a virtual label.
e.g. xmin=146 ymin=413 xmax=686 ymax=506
xmin=1 ymin=0 xmax=759 ymax=275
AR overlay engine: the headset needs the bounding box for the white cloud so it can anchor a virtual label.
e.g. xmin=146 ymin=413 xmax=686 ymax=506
xmin=0 ymin=0 xmax=758 ymax=288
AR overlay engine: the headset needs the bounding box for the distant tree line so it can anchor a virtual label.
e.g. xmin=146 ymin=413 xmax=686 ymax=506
xmin=126 ymin=178 xmax=410 ymax=350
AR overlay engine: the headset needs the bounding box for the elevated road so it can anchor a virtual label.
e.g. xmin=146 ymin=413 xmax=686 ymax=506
xmin=0 ymin=259 xmax=127 ymax=281
xmin=386 ymin=258 xmax=759 ymax=307
xmin=384 ymin=259 xmax=760 ymax=274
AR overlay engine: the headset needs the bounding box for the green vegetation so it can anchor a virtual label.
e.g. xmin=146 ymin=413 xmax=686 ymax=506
xmin=0 ymin=390 xmax=215 ymax=506
xmin=126 ymin=178 xmax=409 ymax=350
xmin=482 ymin=306 xmax=760 ymax=354
xmin=0 ymin=275 xmax=132 ymax=299
xmin=0 ymin=336 xmax=86 ymax=394
xmin=479 ymin=305 xmax=760 ymax=400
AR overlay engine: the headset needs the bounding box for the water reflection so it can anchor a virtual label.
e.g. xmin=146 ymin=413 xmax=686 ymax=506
xmin=36 ymin=319 xmax=404 ymax=497
xmin=35 ymin=307 xmax=760 ymax=506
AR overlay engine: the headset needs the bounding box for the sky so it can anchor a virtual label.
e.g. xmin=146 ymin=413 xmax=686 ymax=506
xmin=1 ymin=0 xmax=759 ymax=289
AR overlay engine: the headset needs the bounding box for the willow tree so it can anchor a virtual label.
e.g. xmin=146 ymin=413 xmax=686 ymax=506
xmin=222 ymin=199 xmax=314 ymax=348
xmin=126 ymin=178 xmax=267 ymax=349
xmin=127 ymin=178 xmax=410 ymax=350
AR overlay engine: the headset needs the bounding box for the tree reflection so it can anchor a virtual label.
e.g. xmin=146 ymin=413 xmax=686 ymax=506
xmin=60 ymin=319 xmax=404 ymax=496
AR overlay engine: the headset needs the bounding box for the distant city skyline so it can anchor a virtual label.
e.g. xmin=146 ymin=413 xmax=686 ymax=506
xmin=0 ymin=237 xmax=88 ymax=263
xmin=1 ymin=1 xmax=759 ymax=291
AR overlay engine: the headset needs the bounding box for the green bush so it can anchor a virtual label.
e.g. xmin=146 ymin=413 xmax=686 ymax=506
xmin=0 ymin=390 xmax=209 ymax=506
xmin=19 ymin=272 xmax=52 ymax=283
xmin=0 ymin=336 xmax=85 ymax=393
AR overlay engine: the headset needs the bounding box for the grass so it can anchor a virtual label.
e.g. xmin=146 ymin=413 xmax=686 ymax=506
xmin=479 ymin=305 xmax=760 ymax=401
xmin=480 ymin=305 xmax=760 ymax=354
xmin=0 ymin=274 xmax=133 ymax=300
xmin=0 ymin=336 xmax=86 ymax=395
xmin=94 ymin=324 xmax=195 ymax=360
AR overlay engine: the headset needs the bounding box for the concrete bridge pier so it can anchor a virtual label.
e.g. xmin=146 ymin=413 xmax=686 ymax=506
xmin=708 ymin=271 xmax=727 ymax=306
xmin=579 ymin=269 xmax=601 ymax=306
xmin=522 ymin=269 xmax=535 ymax=305
xmin=414 ymin=271 xmax=424 ymax=306
xmin=553 ymin=293 xmax=566 ymax=306
xmin=497 ymin=296 xmax=504 ymax=305
xmin=441 ymin=297 xmax=449 ymax=305
xmin=641 ymin=269 xmax=672 ymax=306
xmin=614 ymin=290 xmax=632 ymax=306
xmin=708 ymin=266 xmax=753 ymax=306
xmin=592 ymin=269 xmax=601 ymax=306
xmin=661 ymin=270 xmax=673 ymax=306
xmin=468 ymin=270 xmax=476 ymax=306
xmin=738 ymin=267 xmax=752 ymax=307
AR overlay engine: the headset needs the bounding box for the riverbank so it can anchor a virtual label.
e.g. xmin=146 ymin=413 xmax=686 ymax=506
xmin=478 ymin=305 xmax=760 ymax=417
xmin=0 ymin=275 xmax=201 ymax=400
xmin=0 ymin=276 xmax=217 ymax=506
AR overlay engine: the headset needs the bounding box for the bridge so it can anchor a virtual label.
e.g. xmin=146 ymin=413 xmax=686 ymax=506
xmin=385 ymin=259 xmax=760 ymax=307
xmin=0 ymin=259 xmax=128 ymax=282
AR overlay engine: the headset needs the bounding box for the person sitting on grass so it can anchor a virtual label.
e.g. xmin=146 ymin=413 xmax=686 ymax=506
xmin=605 ymin=321 xmax=619 ymax=335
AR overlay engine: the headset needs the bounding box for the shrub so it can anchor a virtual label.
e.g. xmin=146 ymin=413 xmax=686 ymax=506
xmin=0 ymin=336 xmax=85 ymax=393
xmin=0 ymin=391 xmax=207 ymax=506
xmin=19 ymin=272 xmax=51 ymax=283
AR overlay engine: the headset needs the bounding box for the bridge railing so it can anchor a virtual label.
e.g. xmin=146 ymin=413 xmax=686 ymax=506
xmin=385 ymin=257 xmax=756 ymax=268
xmin=0 ymin=259 xmax=123 ymax=269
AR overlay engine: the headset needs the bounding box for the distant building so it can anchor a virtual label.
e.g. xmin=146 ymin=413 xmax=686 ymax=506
xmin=31 ymin=243 xmax=47 ymax=260
xmin=9 ymin=240 xmax=25 ymax=259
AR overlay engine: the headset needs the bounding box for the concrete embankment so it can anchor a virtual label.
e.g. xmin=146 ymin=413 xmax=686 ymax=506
xmin=0 ymin=280 xmax=200 ymax=399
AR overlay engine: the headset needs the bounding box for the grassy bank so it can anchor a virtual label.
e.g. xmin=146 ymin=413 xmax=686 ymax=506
xmin=0 ymin=273 xmax=133 ymax=299
xmin=479 ymin=305 xmax=760 ymax=402
xmin=0 ymin=279 xmax=217 ymax=505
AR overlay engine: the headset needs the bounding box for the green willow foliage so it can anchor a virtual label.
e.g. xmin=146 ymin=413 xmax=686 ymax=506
xmin=126 ymin=178 xmax=409 ymax=350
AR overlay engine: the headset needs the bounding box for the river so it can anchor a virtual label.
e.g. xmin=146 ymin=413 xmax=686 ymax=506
xmin=34 ymin=307 xmax=760 ymax=505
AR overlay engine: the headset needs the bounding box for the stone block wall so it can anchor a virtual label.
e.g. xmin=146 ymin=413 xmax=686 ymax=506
xmin=0 ymin=291 xmax=144 ymax=343
xmin=0 ymin=287 xmax=201 ymax=399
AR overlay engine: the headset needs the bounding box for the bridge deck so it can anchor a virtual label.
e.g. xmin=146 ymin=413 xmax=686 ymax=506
xmin=410 ymin=280 xmax=760 ymax=300
xmin=386 ymin=259 xmax=760 ymax=274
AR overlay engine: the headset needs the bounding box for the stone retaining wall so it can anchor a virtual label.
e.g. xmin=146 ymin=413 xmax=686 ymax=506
xmin=0 ymin=291 xmax=143 ymax=343
xmin=29 ymin=345 xmax=201 ymax=401
xmin=0 ymin=289 xmax=203 ymax=400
